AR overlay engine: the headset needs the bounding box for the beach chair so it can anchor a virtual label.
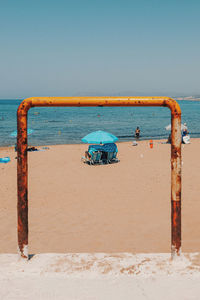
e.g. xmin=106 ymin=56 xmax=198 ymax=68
xmin=90 ymin=151 xmax=102 ymax=165
xmin=107 ymin=151 xmax=119 ymax=163
xmin=81 ymin=150 xmax=102 ymax=165
xmin=112 ymin=151 xmax=119 ymax=162
xmin=107 ymin=152 xmax=114 ymax=163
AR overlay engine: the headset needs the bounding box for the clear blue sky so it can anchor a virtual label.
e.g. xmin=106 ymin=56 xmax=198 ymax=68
xmin=0 ymin=0 xmax=200 ymax=98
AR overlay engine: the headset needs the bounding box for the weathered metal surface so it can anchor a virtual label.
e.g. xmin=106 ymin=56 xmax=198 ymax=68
xmin=17 ymin=97 xmax=181 ymax=259
xmin=170 ymin=108 xmax=182 ymax=258
xmin=17 ymin=101 xmax=31 ymax=259
xmin=171 ymin=200 xmax=181 ymax=256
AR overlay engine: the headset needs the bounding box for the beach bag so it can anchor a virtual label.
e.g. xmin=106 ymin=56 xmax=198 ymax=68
xmin=182 ymin=135 xmax=190 ymax=144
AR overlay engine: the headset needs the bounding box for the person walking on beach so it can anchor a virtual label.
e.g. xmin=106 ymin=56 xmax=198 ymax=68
xmin=135 ymin=126 xmax=140 ymax=138
xmin=182 ymin=123 xmax=189 ymax=137
xmin=182 ymin=123 xmax=191 ymax=144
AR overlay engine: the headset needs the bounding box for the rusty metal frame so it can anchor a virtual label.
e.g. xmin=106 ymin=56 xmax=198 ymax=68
xmin=17 ymin=97 xmax=181 ymax=259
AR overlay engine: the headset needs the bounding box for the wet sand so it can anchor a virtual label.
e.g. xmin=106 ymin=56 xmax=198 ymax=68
xmin=0 ymin=139 xmax=200 ymax=254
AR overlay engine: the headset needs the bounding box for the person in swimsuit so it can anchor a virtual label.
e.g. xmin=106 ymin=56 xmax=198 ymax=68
xmin=135 ymin=126 xmax=140 ymax=138
xmin=85 ymin=151 xmax=91 ymax=159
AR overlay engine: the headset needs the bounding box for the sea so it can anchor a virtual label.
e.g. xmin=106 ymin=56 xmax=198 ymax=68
xmin=0 ymin=99 xmax=199 ymax=147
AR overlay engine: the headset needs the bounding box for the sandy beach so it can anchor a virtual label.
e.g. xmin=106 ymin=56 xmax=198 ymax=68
xmin=0 ymin=139 xmax=200 ymax=254
xmin=1 ymin=139 xmax=200 ymax=299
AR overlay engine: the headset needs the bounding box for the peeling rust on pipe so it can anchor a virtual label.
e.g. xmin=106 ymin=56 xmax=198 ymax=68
xmin=17 ymin=104 xmax=29 ymax=259
xmin=171 ymin=200 xmax=181 ymax=257
xmin=17 ymin=96 xmax=181 ymax=259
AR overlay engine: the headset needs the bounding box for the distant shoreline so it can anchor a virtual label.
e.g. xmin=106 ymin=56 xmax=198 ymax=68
xmin=0 ymin=137 xmax=199 ymax=151
xmin=175 ymin=98 xmax=200 ymax=101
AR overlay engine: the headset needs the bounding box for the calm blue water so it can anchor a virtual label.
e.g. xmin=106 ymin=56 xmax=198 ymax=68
xmin=0 ymin=99 xmax=199 ymax=147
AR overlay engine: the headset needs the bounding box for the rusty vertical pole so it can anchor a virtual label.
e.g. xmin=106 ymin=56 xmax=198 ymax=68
xmin=170 ymin=106 xmax=182 ymax=257
xmin=17 ymin=101 xmax=30 ymax=259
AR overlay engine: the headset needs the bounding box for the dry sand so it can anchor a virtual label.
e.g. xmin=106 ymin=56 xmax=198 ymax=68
xmin=0 ymin=139 xmax=200 ymax=299
xmin=0 ymin=139 xmax=200 ymax=254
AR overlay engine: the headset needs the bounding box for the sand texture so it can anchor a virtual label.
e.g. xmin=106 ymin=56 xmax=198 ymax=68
xmin=0 ymin=252 xmax=200 ymax=299
xmin=0 ymin=139 xmax=200 ymax=254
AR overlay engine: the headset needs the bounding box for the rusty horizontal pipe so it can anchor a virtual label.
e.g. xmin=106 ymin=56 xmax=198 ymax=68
xmin=17 ymin=96 xmax=181 ymax=112
xmin=17 ymin=97 xmax=181 ymax=259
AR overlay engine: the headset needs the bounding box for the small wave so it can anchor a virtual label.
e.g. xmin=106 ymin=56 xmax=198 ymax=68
xmin=44 ymin=120 xmax=63 ymax=123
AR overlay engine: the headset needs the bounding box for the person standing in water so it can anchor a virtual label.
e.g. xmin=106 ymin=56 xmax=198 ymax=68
xmin=135 ymin=126 xmax=140 ymax=138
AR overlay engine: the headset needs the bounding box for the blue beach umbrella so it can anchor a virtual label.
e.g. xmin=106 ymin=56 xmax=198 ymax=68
xmin=82 ymin=130 xmax=118 ymax=144
xmin=10 ymin=128 xmax=34 ymax=137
